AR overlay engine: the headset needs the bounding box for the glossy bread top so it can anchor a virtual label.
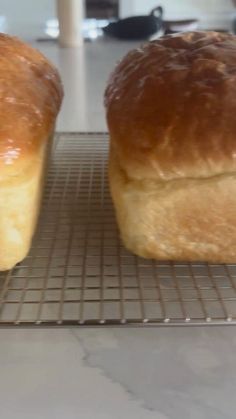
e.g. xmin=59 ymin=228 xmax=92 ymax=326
xmin=0 ymin=33 xmax=63 ymax=179
xmin=105 ymin=32 xmax=236 ymax=180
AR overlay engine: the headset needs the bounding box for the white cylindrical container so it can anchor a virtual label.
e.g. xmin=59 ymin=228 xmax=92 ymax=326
xmin=57 ymin=0 xmax=84 ymax=47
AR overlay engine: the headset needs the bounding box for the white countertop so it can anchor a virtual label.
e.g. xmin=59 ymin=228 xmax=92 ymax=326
xmin=1 ymin=327 xmax=236 ymax=418
xmin=1 ymin=38 xmax=236 ymax=419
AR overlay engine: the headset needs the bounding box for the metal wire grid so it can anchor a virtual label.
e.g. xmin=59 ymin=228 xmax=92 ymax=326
xmin=1 ymin=132 xmax=236 ymax=327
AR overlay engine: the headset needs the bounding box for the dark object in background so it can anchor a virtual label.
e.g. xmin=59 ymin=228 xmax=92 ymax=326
xmin=233 ymin=18 xmax=236 ymax=34
xmin=86 ymin=0 xmax=118 ymax=19
xmin=163 ymin=19 xmax=199 ymax=35
xmin=103 ymin=6 xmax=163 ymax=40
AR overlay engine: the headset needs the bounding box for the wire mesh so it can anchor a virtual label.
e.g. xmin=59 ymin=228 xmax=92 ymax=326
xmin=0 ymin=132 xmax=236 ymax=327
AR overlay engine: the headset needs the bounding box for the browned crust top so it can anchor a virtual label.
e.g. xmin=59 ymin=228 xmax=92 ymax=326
xmin=105 ymin=32 xmax=236 ymax=180
xmin=0 ymin=34 xmax=63 ymax=178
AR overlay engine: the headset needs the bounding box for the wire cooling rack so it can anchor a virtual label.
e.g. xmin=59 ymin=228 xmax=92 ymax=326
xmin=1 ymin=132 xmax=236 ymax=327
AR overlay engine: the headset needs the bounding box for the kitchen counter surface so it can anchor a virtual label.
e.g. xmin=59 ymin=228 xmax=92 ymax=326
xmin=1 ymin=39 xmax=236 ymax=419
xmin=1 ymin=327 xmax=236 ymax=419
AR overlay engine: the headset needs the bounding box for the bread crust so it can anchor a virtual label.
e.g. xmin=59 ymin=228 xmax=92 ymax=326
xmin=105 ymin=32 xmax=236 ymax=261
xmin=109 ymin=149 xmax=236 ymax=262
xmin=105 ymin=32 xmax=236 ymax=181
xmin=0 ymin=34 xmax=63 ymax=180
xmin=0 ymin=34 xmax=63 ymax=270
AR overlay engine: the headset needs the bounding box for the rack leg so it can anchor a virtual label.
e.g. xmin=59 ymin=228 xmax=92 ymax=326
xmin=56 ymin=0 xmax=84 ymax=47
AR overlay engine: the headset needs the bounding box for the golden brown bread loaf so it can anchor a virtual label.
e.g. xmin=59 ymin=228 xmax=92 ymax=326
xmin=0 ymin=34 xmax=63 ymax=270
xmin=105 ymin=31 xmax=236 ymax=262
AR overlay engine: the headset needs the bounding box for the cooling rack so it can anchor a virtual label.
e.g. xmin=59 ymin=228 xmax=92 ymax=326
xmin=0 ymin=132 xmax=236 ymax=327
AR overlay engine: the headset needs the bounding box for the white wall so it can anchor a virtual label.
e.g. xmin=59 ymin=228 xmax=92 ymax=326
xmin=119 ymin=0 xmax=235 ymax=30
xmin=0 ymin=0 xmax=56 ymax=40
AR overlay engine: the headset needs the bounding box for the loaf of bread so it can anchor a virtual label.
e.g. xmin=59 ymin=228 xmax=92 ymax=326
xmin=0 ymin=34 xmax=63 ymax=270
xmin=105 ymin=31 xmax=236 ymax=262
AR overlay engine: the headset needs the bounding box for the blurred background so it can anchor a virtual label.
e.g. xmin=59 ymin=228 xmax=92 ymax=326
xmin=0 ymin=0 xmax=234 ymax=41
xmin=0 ymin=0 xmax=234 ymax=132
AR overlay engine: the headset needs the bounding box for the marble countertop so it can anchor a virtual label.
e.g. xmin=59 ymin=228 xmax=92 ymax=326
xmin=1 ymin=38 xmax=236 ymax=419
xmin=1 ymin=327 xmax=236 ymax=418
